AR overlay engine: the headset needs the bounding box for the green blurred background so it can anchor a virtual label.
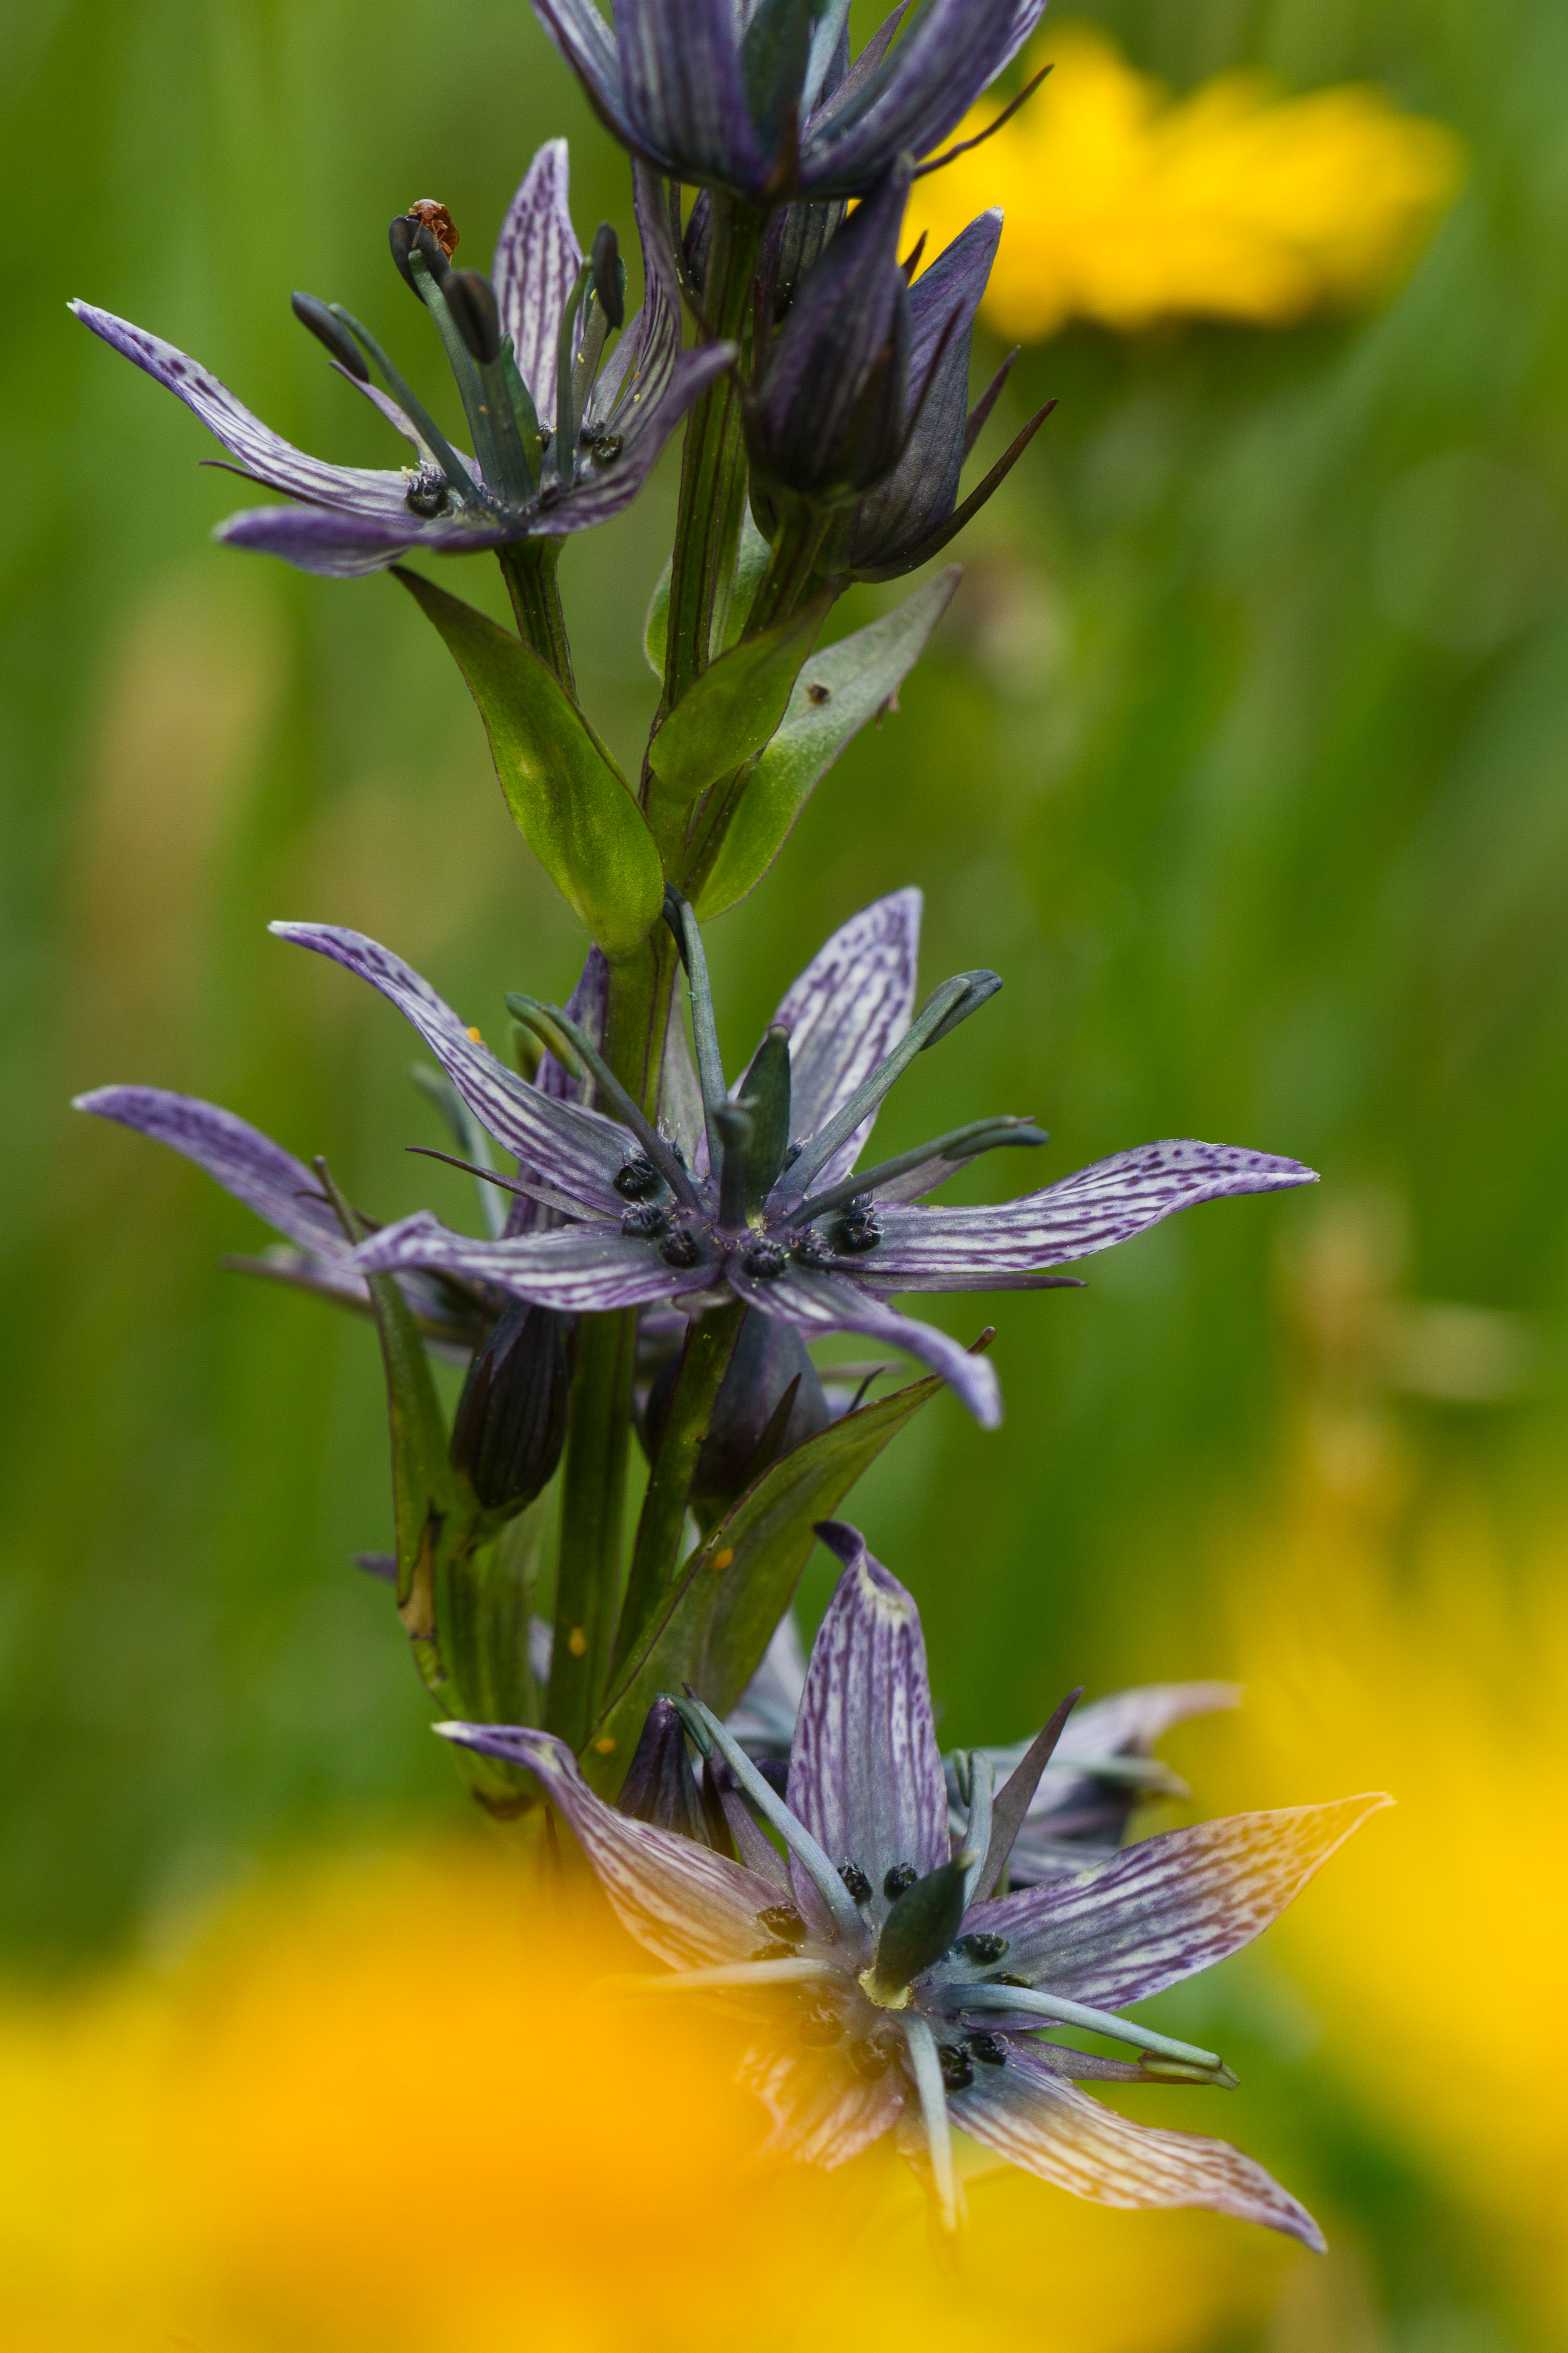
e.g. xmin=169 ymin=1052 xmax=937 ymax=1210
xmin=4 ymin=1 xmax=1566 ymax=2346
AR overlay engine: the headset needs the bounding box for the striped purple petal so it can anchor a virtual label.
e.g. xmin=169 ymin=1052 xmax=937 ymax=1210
xmin=591 ymin=160 xmax=681 ymax=423
xmin=529 ymin=0 xmax=635 ymax=149
xmin=215 ymin=500 xmax=508 ymax=576
xmin=769 ymin=889 xmax=921 ymax=1185
xmin=740 ymin=2039 xmax=907 ymax=2167
xmin=799 ymin=0 xmax=1050 ymax=195
xmin=733 ymin=1263 xmax=1001 ymax=1427
xmin=438 ymin=1723 xmax=775 ymax=1969
xmin=786 ymin=1525 xmax=950 ymax=1917
xmin=269 ymin=923 xmax=635 ymax=1211
xmin=75 ymin=1086 xmax=349 ymax=1261
xmin=352 ymin=1213 xmax=715 ymax=1314
xmin=858 ymin=1141 xmax=1319 ymax=1285
xmin=618 ymin=0 xmax=766 ymax=192
xmin=492 ymin=139 xmax=583 ymax=425
xmin=949 ymin=2047 xmax=1325 ymax=2249
xmin=968 ymin=1797 xmax=1391 ymax=2011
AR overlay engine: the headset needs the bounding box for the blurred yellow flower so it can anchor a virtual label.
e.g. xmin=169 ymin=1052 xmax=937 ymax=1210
xmin=0 ymin=1841 xmax=1297 ymax=2353
xmin=905 ymin=24 xmax=1464 ymax=341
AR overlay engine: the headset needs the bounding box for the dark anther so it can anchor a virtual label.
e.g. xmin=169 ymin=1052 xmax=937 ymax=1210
xmin=790 ymin=1229 xmax=836 ymax=1270
xmin=966 ymin=2032 xmax=1007 ymax=2068
xmin=797 ymin=1999 xmax=844 ymax=2048
xmin=444 ymin=268 xmax=502 ymax=366
xmin=741 ymin=1238 xmax=789 ymax=1280
xmin=985 ymin=1971 xmax=1031 ymax=1989
xmin=659 ymin=1227 xmax=703 ymax=1269
xmin=389 ymin=206 xmax=456 ymax=297
xmin=751 ymin=1940 xmax=801 ymax=1962
xmin=621 ymin=1202 xmax=670 ymax=1240
xmin=290 ymin=291 xmax=368 ymax=381
xmin=614 ymin=1154 xmax=663 ymax=1201
xmin=782 ymin=1142 xmax=802 ymax=1168
xmin=847 ymin=2035 xmax=893 ymax=2081
xmin=758 ymin=1904 xmax=807 ymax=1944
xmin=583 ymin=428 xmax=623 ymax=464
xmin=953 ymin=1931 xmax=1009 ymax=1964
xmin=590 ymin=222 xmax=625 ymax=327
xmin=883 ymin=1864 xmax=918 ymax=1901
xmin=937 ymin=2043 xmax=975 ymax=2093
xmin=836 ymin=1198 xmax=883 ymax=1255
xmin=840 ymin=1860 xmax=872 ymax=1904
xmin=806 ymin=681 xmax=832 ymax=705
xmin=405 ymin=467 xmax=451 ymax=517
xmin=538 ymin=479 xmax=564 ymax=509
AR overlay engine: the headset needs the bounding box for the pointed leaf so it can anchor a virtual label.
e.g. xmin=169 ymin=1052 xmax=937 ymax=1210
xmin=643 ymin=555 xmax=672 ymax=679
xmin=648 ymin=591 xmax=833 ymax=799
xmin=582 ymin=1367 xmax=942 ymax=1790
xmin=696 ymin=566 xmax=960 ymax=919
xmin=396 ymin=567 xmax=664 ymax=959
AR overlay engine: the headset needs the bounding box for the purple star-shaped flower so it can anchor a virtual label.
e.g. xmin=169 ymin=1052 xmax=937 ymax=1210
xmin=444 ymin=1522 xmax=1386 ymax=2238
xmin=71 ymin=143 xmax=730 ymax=578
xmin=535 ymin=0 xmax=1049 ymax=201
xmin=302 ymin=887 xmax=1315 ymax=1427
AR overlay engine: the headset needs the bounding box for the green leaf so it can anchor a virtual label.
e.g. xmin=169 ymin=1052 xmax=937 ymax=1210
xmin=644 ymin=503 xmax=772 ymax=678
xmin=696 ymin=567 xmax=961 ymax=920
xmin=647 ymin=590 xmax=833 ymax=800
xmin=581 ymin=1368 xmax=942 ymax=1789
xmin=643 ymin=556 xmax=672 ymax=679
xmin=396 ymin=566 xmax=663 ymax=960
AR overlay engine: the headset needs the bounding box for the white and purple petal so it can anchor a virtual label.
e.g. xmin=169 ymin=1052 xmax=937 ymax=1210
xmin=969 ymin=1797 xmax=1390 ymax=2011
xmin=269 ymin=923 xmax=635 ymax=1210
xmin=214 ymin=500 xmax=509 ymax=577
xmin=949 ymin=2046 xmax=1325 ymax=2249
xmin=733 ymin=1263 xmax=1002 ymax=1427
xmin=786 ymin=1525 xmax=950 ymax=1910
xmin=353 ymin=1213 xmax=716 ymax=1314
xmin=767 ymin=889 xmax=922 ymax=1186
xmin=857 ymin=1141 xmax=1319 ymax=1285
xmin=491 ymin=138 xmax=583 ymax=424
xmin=617 ymin=0 xmax=767 ymax=193
xmin=740 ymin=2040 xmax=907 ymax=2167
xmin=438 ymin=1723 xmax=774 ymax=1968
xmin=76 ymin=1086 xmax=349 ymax=1261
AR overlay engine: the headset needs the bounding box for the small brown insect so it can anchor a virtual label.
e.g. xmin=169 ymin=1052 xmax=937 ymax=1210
xmin=405 ymin=199 xmax=459 ymax=259
xmin=806 ymin=680 xmax=832 ymax=705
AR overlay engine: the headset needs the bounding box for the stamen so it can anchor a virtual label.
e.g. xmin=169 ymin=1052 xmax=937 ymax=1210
xmin=958 ymin=1983 xmax=1231 ymax=2077
xmin=883 ymin=1864 xmax=918 ymax=1900
xmin=551 ymin=260 xmax=592 ymax=491
xmin=792 ymin=1117 xmax=1050 ymax=1225
xmin=951 ymin=1932 xmax=1008 ymax=1965
xmin=960 ymin=1753 xmax=993 ymax=1908
xmin=965 ymin=2031 xmax=1007 ymax=2067
xmin=608 ymin=1957 xmax=832 ymax=1993
xmin=406 ymin=246 xmax=502 ymax=499
xmin=614 ymin=1154 xmax=664 ymax=1202
xmin=290 ymin=291 xmax=369 ymax=381
xmin=758 ymin=1903 xmax=807 ymax=1943
xmin=671 ymin=1695 xmax=866 ymax=1947
xmin=659 ymin=1227 xmax=705 ymax=1269
xmin=798 ymin=1997 xmax=844 ymax=2047
xmin=937 ymin=2041 xmax=974 ymax=2092
xmin=590 ymin=223 xmax=626 ymax=329
xmin=504 ymin=995 xmax=701 ymax=1208
xmin=840 ymin=1860 xmax=872 ymax=1904
xmin=326 ymin=303 xmax=481 ymax=512
xmin=621 ymin=1203 xmax=670 ymax=1239
xmin=901 ymin=2014 xmax=962 ymax=2236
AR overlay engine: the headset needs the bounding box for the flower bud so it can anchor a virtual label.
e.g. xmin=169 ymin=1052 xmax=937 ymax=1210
xmin=449 ymin=1301 xmax=567 ymax=1517
xmin=289 ymin=291 xmax=368 ymax=380
xmin=616 ymin=1696 xmax=710 ymax=1841
xmin=590 ymin=223 xmax=625 ymax=329
xmin=443 ymin=268 xmax=502 ymax=366
xmin=643 ymin=1308 xmax=829 ymax=1519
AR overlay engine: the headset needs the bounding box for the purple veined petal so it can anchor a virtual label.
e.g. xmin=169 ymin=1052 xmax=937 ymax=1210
xmin=352 ymin=1212 xmax=717 ymax=1314
xmin=543 ymin=343 xmax=737 ymax=536
xmin=71 ymin=303 xmax=430 ymax=521
xmin=214 ymin=501 xmax=511 ymax=577
xmin=859 ymin=1142 xmax=1320 ymax=1284
xmin=768 ymin=889 xmax=921 ymax=1187
xmin=617 ymin=0 xmax=767 ymax=194
xmin=786 ymin=1523 xmax=950 ymax=1919
xmin=969 ymin=1796 xmax=1392 ymax=2012
xmin=269 ymin=923 xmax=636 ymax=1211
xmin=739 ymin=2039 xmax=907 ymax=2167
xmin=492 ymin=138 xmax=583 ymax=425
xmin=1049 ymin=1682 xmax=1244 ymax=1776
xmin=592 ymin=159 xmax=681 ymax=422
xmin=800 ymin=0 xmax=1050 ymax=194
xmin=529 ymin=0 xmax=634 ymax=147
xmin=438 ymin=1723 xmax=776 ymax=1969
xmin=507 ymin=947 xmax=609 ymax=1236
xmin=75 ymin=1086 xmax=349 ymax=1260
xmin=948 ymin=2047 xmax=1325 ymax=2250
xmin=994 ymin=1682 xmax=1243 ymax=1877
xmin=735 ymin=1263 xmax=1002 ymax=1428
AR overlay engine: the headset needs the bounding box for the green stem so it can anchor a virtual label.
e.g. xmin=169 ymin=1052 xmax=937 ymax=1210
xmin=498 ymin=539 xmax=575 ymax=694
xmin=546 ymin=1307 xmax=638 ymax=1749
xmin=743 ymin=498 xmax=834 ymax=639
xmin=664 ymin=198 xmax=763 ymax=707
xmin=614 ymin=1300 xmax=746 ymax=1672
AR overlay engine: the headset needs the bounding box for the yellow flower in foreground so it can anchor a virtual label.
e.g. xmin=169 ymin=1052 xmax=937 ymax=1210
xmin=905 ymin=23 xmax=1463 ymax=340
xmin=0 ymin=1844 xmax=1297 ymax=2353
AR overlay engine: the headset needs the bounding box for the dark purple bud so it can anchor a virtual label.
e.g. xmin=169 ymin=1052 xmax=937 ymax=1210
xmin=748 ymin=158 xmax=912 ymax=505
xmin=449 ymin=1300 xmax=567 ymax=1516
xmin=764 ymin=194 xmax=846 ymax=322
xmin=590 ymin=223 xmax=625 ymax=328
xmin=741 ymin=0 xmax=814 ymax=171
xmin=617 ymin=1696 xmax=711 ymax=1841
xmin=290 ymin=291 xmax=368 ymax=380
xmin=642 ymin=1307 xmax=829 ymax=1520
xmin=443 ymin=268 xmax=502 ymax=366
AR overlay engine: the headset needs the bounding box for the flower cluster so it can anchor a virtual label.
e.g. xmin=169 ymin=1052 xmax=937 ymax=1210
xmin=70 ymin=0 xmax=1390 ymax=2263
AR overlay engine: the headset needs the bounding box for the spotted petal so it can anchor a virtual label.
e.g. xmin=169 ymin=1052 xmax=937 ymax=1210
xmin=786 ymin=1525 xmax=950 ymax=1914
xmin=949 ymin=2046 xmax=1325 ymax=2249
xmin=768 ymin=890 xmax=921 ymax=1186
xmin=269 ymin=923 xmax=635 ymax=1211
xmin=732 ymin=1262 xmax=1001 ymax=1427
xmin=740 ymin=2040 xmax=906 ymax=2167
xmin=492 ymin=138 xmax=583 ymax=424
xmin=858 ymin=1142 xmax=1319 ymax=1286
xmin=968 ymin=1798 xmax=1391 ymax=2012
xmin=437 ymin=1723 xmax=775 ymax=1968
xmin=353 ymin=1213 xmax=715 ymax=1314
